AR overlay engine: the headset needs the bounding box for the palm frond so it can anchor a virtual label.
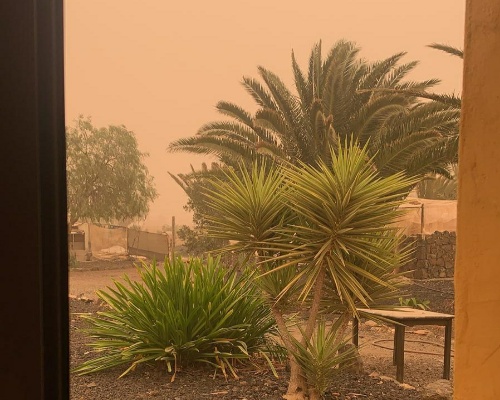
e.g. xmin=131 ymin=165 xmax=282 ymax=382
xmin=428 ymin=43 xmax=464 ymax=59
xmin=216 ymin=101 xmax=254 ymax=126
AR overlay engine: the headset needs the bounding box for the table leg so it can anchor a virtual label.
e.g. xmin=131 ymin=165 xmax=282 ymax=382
xmin=395 ymin=324 xmax=406 ymax=382
xmin=353 ymin=317 xmax=359 ymax=347
xmin=443 ymin=319 xmax=452 ymax=379
xmin=393 ymin=325 xmax=397 ymax=365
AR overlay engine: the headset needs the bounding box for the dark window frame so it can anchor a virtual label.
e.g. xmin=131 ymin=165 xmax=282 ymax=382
xmin=0 ymin=1 xmax=68 ymax=398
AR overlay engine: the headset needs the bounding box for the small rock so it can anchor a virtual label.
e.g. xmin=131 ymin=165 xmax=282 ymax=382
xmin=399 ymin=383 xmax=416 ymax=390
xmin=78 ymin=296 xmax=93 ymax=303
xmin=365 ymin=320 xmax=378 ymax=327
xmin=368 ymin=371 xmax=380 ymax=378
xmin=422 ymin=379 xmax=453 ymax=399
xmin=412 ymin=329 xmax=431 ymax=335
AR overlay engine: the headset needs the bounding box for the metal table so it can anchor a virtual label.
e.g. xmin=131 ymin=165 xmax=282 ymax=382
xmin=353 ymin=308 xmax=454 ymax=383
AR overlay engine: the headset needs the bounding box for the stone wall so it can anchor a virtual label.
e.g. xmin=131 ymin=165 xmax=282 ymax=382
xmin=400 ymin=231 xmax=456 ymax=279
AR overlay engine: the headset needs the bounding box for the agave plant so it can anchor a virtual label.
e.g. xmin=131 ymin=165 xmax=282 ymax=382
xmin=203 ymin=141 xmax=417 ymax=400
xmin=72 ymin=257 xmax=277 ymax=380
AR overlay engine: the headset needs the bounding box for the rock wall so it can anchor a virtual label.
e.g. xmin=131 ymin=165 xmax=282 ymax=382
xmin=400 ymin=231 xmax=456 ymax=279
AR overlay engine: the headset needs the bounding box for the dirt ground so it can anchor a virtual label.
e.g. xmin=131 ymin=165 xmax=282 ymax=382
xmin=69 ymin=260 xmax=141 ymax=299
xmin=69 ymin=260 xmax=455 ymax=399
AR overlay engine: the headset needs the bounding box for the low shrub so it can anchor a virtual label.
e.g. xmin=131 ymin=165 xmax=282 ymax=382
xmin=291 ymin=320 xmax=357 ymax=398
xmin=398 ymin=296 xmax=431 ymax=310
xmin=73 ymin=256 xmax=277 ymax=379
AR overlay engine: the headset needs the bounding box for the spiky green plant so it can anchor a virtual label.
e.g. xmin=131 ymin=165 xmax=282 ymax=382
xmin=203 ymin=141 xmax=417 ymax=400
xmin=291 ymin=320 xmax=357 ymax=399
xmin=72 ymin=257 xmax=276 ymax=379
xmin=273 ymin=142 xmax=417 ymax=314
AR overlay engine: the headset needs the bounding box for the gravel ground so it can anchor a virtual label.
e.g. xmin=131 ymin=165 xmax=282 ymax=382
xmin=69 ymin=277 xmax=454 ymax=399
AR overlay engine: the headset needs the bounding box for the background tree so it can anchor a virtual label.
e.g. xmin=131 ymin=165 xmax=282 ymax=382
xmin=413 ymin=43 xmax=462 ymax=199
xmin=66 ymin=116 xmax=157 ymax=227
xmin=169 ymin=40 xmax=459 ymax=178
xmin=169 ymin=163 xmax=229 ymax=256
xmin=416 ymin=164 xmax=458 ymax=199
xmin=360 ymin=42 xmax=463 ymax=196
xmin=169 ymin=40 xmax=459 ymax=236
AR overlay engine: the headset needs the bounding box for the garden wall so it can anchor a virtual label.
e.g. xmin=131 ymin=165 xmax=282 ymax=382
xmin=71 ymin=223 xmax=171 ymax=261
xmin=400 ymin=231 xmax=456 ymax=279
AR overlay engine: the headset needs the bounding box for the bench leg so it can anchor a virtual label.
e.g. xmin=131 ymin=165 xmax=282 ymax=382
xmin=395 ymin=325 xmax=405 ymax=382
xmin=443 ymin=319 xmax=452 ymax=379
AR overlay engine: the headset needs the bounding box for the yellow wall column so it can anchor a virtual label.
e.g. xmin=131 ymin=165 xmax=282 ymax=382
xmin=455 ymin=1 xmax=500 ymax=398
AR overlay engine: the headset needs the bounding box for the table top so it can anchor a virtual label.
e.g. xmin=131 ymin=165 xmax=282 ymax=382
xmin=357 ymin=307 xmax=454 ymax=320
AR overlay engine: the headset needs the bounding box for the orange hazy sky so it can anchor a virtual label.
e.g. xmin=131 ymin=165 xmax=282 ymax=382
xmin=64 ymin=0 xmax=465 ymax=230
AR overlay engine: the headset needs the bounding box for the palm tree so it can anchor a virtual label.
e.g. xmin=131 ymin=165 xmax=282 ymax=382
xmin=401 ymin=43 xmax=462 ymax=196
xmin=203 ymin=142 xmax=417 ymax=400
xmin=169 ymin=40 xmax=460 ymax=178
xmin=363 ymin=43 xmax=462 ymax=169
xmin=402 ymin=43 xmax=462 ymax=107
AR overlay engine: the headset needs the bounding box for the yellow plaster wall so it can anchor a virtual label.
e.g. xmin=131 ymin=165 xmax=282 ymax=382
xmin=455 ymin=1 xmax=500 ymax=398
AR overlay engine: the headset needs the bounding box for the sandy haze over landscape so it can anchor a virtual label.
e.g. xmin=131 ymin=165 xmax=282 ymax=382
xmin=64 ymin=0 xmax=465 ymax=230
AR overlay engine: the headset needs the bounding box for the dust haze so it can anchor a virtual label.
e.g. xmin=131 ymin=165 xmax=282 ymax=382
xmin=64 ymin=0 xmax=465 ymax=230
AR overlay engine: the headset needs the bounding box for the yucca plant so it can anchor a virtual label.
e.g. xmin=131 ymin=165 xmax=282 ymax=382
xmin=73 ymin=257 xmax=277 ymax=380
xmin=203 ymin=141 xmax=417 ymax=400
xmin=291 ymin=319 xmax=357 ymax=399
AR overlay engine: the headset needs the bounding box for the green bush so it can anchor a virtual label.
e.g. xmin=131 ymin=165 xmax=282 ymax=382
xmin=73 ymin=256 xmax=276 ymax=379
